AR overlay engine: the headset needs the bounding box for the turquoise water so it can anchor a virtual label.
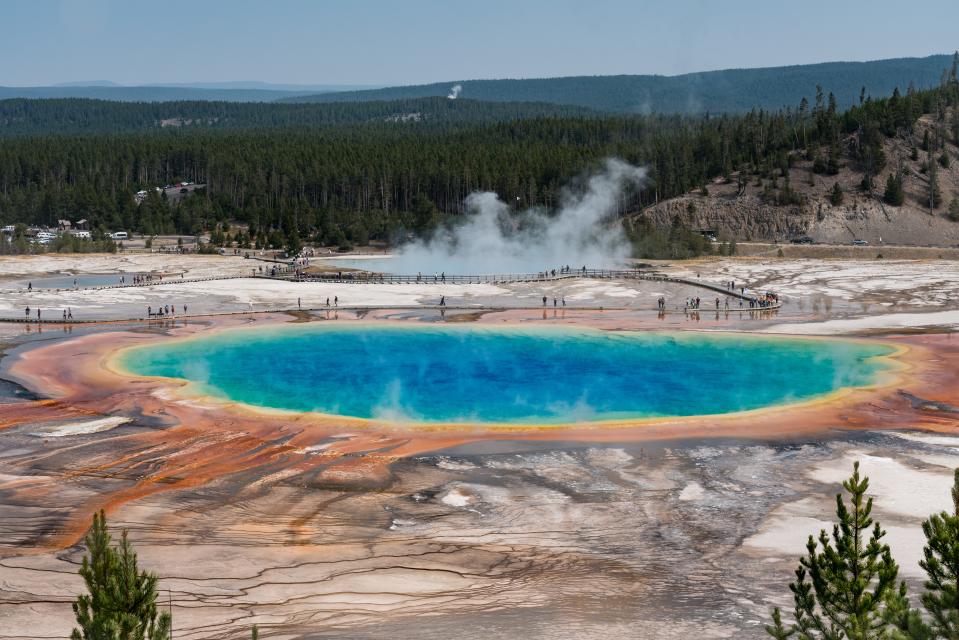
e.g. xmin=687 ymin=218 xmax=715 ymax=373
xmin=120 ymin=325 xmax=894 ymax=424
xmin=5 ymin=273 xmax=141 ymax=290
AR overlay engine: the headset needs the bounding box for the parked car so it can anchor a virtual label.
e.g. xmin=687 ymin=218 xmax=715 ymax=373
xmin=852 ymin=239 xmax=869 ymax=246
xmin=790 ymin=236 xmax=814 ymax=244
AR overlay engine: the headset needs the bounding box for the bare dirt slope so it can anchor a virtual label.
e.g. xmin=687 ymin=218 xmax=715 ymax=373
xmin=635 ymin=112 xmax=959 ymax=246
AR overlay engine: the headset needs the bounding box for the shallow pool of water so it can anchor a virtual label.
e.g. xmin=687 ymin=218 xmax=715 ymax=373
xmin=319 ymin=257 xmax=397 ymax=273
xmin=5 ymin=273 xmax=141 ymax=290
xmin=120 ymin=325 xmax=894 ymax=424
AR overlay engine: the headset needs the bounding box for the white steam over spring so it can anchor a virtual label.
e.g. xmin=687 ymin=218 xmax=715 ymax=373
xmin=447 ymin=84 xmax=463 ymax=99
xmin=394 ymin=158 xmax=646 ymax=273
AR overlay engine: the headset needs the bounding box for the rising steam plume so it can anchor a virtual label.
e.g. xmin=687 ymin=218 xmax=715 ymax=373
xmin=393 ymin=158 xmax=646 ymax=274
xmin=447 ymin=84 xmax=463 ymax=99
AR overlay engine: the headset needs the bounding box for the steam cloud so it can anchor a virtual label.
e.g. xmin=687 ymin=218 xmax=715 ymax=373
xmin=447 ymin=84 xmax=463 ymax=99
xmin=394 ymin=158 xmax=646 ymax=274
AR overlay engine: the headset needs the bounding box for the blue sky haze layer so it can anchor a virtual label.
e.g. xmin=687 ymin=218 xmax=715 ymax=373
xmin=2 ymin=0 xmax=958 ymax=86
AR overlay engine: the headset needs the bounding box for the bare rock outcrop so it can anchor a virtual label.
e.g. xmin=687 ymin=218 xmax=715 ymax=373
xmin=635 ymin=195 xmax=814 ymax=241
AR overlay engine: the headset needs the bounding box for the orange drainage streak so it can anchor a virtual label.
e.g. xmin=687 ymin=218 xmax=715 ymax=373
xmin=0 ymin=400 xmax=104 ymax=430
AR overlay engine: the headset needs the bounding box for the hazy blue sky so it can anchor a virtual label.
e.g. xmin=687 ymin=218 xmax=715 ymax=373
xmin=3 ymin=0 xmax=958 ymax=86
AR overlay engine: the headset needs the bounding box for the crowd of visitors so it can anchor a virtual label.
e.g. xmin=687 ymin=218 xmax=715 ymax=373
xmin=538 ymin=266 xmax=576 ymax=278
xmin=146 ymin=304 xmax=187 ymax=319
xmin=23 ymin=306 xmax=72 ymax=322
xmin=131 ymin=273 xmax=163 ymax=285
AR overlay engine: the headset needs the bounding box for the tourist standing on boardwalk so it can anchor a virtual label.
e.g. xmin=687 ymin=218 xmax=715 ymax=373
xmin=542 ymin=296 xmax=547 ymax=307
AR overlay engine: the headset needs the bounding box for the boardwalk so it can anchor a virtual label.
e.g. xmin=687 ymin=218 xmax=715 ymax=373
xmin=8 ymin=267 xmax=764 ymax=301
xmin=1 ymin=267 xmax=780 ymax=324
xmin=274 ymin=267 xmax=764 ymax=303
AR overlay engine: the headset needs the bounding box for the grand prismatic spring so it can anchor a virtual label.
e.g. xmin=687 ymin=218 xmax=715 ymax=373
xmin=118 ymin=325 xmax=896 ymax=425
xmin=2 ymin=253 xmax=959 ymax=640
xmin=6 ymin=7 xmax=959 ymax=635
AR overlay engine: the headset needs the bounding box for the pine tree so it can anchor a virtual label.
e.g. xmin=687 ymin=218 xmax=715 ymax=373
xmin=71 ymin=510 xmax=172 ymax=640
xmin=765 ymin=607 xmax=794 ymax=639
xmin=928 ymin=158 xmax=943 ymax=211
xmin=829 ymin=182 xmax=844 ymax=206
xmin=919 ymin=469 xmax=959 ymax=637
xmin=884 ymin=174 xmax=905 ymax=206
xmin=412 ymin=193 xmax=439 ymax=236
xmin=766 ymin=462 xmax=916 ymax=639
xmin=949 ymin=199 xmax=959 ymax=222
xmin=285 ymin=228 xmax=303 ymax=257
xmin=827 ymin=144 xmax=842 ymax=175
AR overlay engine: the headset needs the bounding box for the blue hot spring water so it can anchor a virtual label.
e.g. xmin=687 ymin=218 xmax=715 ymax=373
xmin=119 ymin=325 xmax=894 ymax=424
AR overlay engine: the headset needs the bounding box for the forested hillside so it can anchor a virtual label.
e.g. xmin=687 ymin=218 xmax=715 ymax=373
xmin=284 ymin=55 xmax=956 ymax=114
xmin=0 ymin=97 xmax=600 ymax=136
xmin=1 ymin=65 xmax=957 ymax=253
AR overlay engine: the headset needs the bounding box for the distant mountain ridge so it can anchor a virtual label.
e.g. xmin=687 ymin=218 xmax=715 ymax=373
xmin=4 ymin=54 xmax=955 ymax=112
xmin=0 ymin=84 xmax=376 ymax=103
xmin=145 ymin=81 xmax=380 ymax=92
xmin=282 ymin=54 xmax=957 ymax=114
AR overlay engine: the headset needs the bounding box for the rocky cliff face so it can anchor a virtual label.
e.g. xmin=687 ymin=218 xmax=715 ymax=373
xmin=635 ymin=195 xmax=814 ymax=241
xmin=633 ymin=192 xmax=959 ymax=246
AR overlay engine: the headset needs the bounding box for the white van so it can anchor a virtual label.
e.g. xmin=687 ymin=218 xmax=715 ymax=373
xmin=71 ymin=230 xmax=92 ymax=239
xmin=111 ymin=231 xmax=129 ymax=240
